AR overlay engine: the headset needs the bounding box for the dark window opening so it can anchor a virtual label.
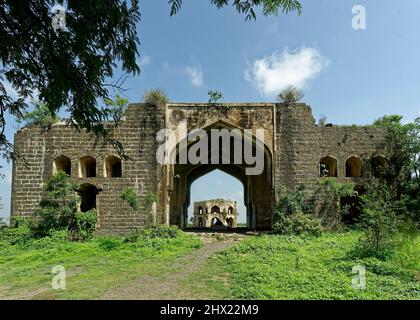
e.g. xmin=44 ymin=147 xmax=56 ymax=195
xmin=346 ymin=156 xmax=362 ymax=177
xmin=105 ymin=155 xmax=122 ymax=177
xmin=54 ymin=155 xmax=71 ymax=175
xmin=78 ymin=184 xmax=98 ymax=212
xmin=80 ymin=156 xmax=96 ymax=178
xmin=320 ymin=156 xmax=337 ymax=177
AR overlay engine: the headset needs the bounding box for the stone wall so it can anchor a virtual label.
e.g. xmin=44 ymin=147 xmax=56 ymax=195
xmin=11 ymin=102 xmax=386 ymax=234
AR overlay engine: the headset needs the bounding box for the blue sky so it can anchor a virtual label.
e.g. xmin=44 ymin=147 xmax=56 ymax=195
xmin=1 ymin=0 xmax=420 ymax=221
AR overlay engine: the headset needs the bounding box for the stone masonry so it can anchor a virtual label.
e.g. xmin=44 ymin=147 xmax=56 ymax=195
xmin=11 ymin=103 xmax=387 ymax=234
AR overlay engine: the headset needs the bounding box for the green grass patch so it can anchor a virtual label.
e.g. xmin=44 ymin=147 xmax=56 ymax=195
xmin=0 ymin=231 xmax=202 ymax=299
xmin=210 ymin=231 xmax=420 ymax=300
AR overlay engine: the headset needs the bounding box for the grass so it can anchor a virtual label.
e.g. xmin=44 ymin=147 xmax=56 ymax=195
xmin=0 ymin=229 xmax=418 ymax=300
xmin=201 ymin=231 xmax=420 ymax=300
xmin=0 ymin=232 xmax=202 ymax=299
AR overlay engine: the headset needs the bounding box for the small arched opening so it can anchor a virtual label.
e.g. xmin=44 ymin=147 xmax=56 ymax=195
xmin=228 ymin=206 xmax=233 ymax=215
xmin=345 ymin=156 xmax=363 ymax=177
xmin=226 ymin=217 xmax=234 ymax=228
xmin=211 ymin=217 xmax=224 ymax=229
xmin=211 ymin=205 xmax=221 ymax=213
xmin=104 ymin=155 xmax=122 ymax=177
xmin=53 ymin=155 xmax=71 ymax=175
xmin=320 ymin=156 xmax=337 ymax=177
xmin=198 ymin=206 xmax=203 ymax=215
xmin=79 ymin=156 xmax=96 ymax=178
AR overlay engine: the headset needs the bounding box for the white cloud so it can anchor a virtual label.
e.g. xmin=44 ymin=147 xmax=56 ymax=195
xmin=138 ymin=55 xmax=151 ymax=67
xmin=245 ymin=47 xmax=329 ymax=97
xmin=185 ymin=65 xmax=204 ymax=88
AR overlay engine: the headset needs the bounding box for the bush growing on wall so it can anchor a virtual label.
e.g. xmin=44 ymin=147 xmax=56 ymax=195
xmin=121 ymin=187 xmax=140 ymax=210
xmin=273 ymin=185 xmax=323 ymax=236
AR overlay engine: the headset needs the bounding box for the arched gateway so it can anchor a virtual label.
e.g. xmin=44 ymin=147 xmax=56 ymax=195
xmin=11 ymin=102 xmax=386 ymax=234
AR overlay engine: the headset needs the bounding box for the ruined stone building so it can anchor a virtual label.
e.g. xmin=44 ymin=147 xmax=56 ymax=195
xmin=193 ymin=199 xmax=238 ymax=229
xmin=11 ymin=102 xmax=388 ymax=234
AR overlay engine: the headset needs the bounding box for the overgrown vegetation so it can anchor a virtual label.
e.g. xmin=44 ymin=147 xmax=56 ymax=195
xmin=8 ymin=172 xmax=97 ymax=241
xmin=121 ymin=187 xmax=140 ymax=210
xmin=0 ymin=225 xmax=201 ymax=299
xmin=103 ymin=94 xmax=129 ymax=124
xmin=211 ymin=232 xmax=419 ymax=299
xmin=143 ymin=89 xmax=169 ymax=108
xmin=273 ymin=185 xmax=323 ymax=236
xmin=18 ymin=101 xmax=59 ymax=129
xmin=276 ymin=86 xmax=304 ymax=104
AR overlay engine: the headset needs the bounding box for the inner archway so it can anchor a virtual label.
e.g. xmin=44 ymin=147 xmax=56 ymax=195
xmin=187 ymin=169 xmax=246 ymax=229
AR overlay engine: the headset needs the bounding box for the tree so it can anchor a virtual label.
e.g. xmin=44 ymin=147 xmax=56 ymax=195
xmin=373 ymin=115 xmax=420 ymax=224
xmin=18 ymin=101 xmax=59 ymax=129
xmin=0 ymin=0 xmax=302 ymax=170
xmin=276 ymin=86 xmax=304 ymax=104
xmin=357 ymin=183 xmax=403 ymax=255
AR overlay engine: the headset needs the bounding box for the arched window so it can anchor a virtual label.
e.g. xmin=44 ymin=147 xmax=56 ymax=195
xmin=226 ymin=217 xmax=234 ymax=228
xmin=78 ymin=183 xmax=98 ymax=212
xmin=211 ymin=205 xmax=220 ymax=213
xmin=79 ymin=156 xmax=96 ymax=178
xmin=371 ymin=155 xmax=388 ymax=178
xmin=104 ymin=155 xmax=122 ymax=177
xmin=198 ymin=206 xmax=203 ymax=215
xmin=53 ymin=155 xmax=71 ymax=175
xmin=346 ymin=156 xmax=363 ymax=177
xmin=228 ymin=206 xmax=233 ymax=214
xmin=198 ymin=217 xmax=203 ymax=228
xmin=320 ymin=156 xmax=337 ymax=177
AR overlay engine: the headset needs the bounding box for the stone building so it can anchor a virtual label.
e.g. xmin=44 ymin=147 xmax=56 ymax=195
xmin=11 ymin=102 xmax=388 ymax=234
xmin=193 ymin=199 xmax=238 ymax=229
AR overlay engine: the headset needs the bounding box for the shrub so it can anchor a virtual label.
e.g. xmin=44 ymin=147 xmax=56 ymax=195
xmin=276 ymin=86 xmax=304 ymax=104
xmin=74 ymin=209 xmax=97 ymax=241
xmin=314 ymin=178 xmax=356 ymax=230
xmin=121 ymin=187 xmax=140 ymax=210
xmin=0 ymin=225 xmax=33 ymax=245
xmin=125 ymin=225 xmax=182 ymax=242
xmin=273 ymin=185 xmax=323 ymax=236
xmin=143 ymin=89 xmax=168 ymax=107
xmin=273 ymin=212 xmax=323 ymax=236
xmin=103 ymin=94 xmax=128 ymax=123
xmin=18 ymin=101 xmax=59 ymax=129
xmin=356 ymin=184 xmax=404 ymax=256
xmin=96 ymin=237 xmax=122 ymax=251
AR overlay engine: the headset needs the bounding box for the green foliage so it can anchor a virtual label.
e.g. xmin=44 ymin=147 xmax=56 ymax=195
xmin=273 ymin=212 xmax=323 ymax=236
xmin=18 ymin=101 xmax=59 ymax=129
xmin=169 ymin=0 xmax=302 ymax=21
xmin=143 ymin=89 xmax=169 ymax=107
xmin=0 ymin=225 xmax=33 ymax=245
xmin=318 ymin=113 xmax=327 ymax=126
xmin=96 ymin=236 xmax=123 ymax=251
xmin=213 ymin=232 xmax=419 ymax=299
xmin=121 ymin=187 xmax=140 ymax=210
xmin=315 ymin=178 xmax=357 ymax=230
xmin=276 ymin=85 xmax=304 ymax=104
xmin=74 ymin=209 xmax=97 ymax=241
xmin=144 ymin=192 xmax=160 ymax=208
xmin=103 ymin=95 xmax=129 ymax=123
xmin=0 ymin=0 xmax=141 ymax=166
xmin=34 ymin=172 xmax=80 ymax=237
xmin=33 ymin=172 xmax=96 ymax=241
xmin=125 ymin=225 xmax=182 ymax=242
xmin=356 ymin=184 xmax=404 ymax=256
xmin=0 ymin=230 xmax=202 ymax=299
xmin=373 ymin=115 xmax=420 ymax=224
xmin=273 ymin=185 xmax=322 ymax=236
xmin=208 ymin=90 xmax=223 ymax=105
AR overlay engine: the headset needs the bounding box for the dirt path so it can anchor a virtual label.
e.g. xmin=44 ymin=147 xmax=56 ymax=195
xmin=101 ymin=233 xmax=245 ymax=300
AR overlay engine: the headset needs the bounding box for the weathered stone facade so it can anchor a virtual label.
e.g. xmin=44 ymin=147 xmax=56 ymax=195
xmin=11 ymin=103 xmax=387 ymax=234
xmin=193 ymin=199 xmax=238 ymax=229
